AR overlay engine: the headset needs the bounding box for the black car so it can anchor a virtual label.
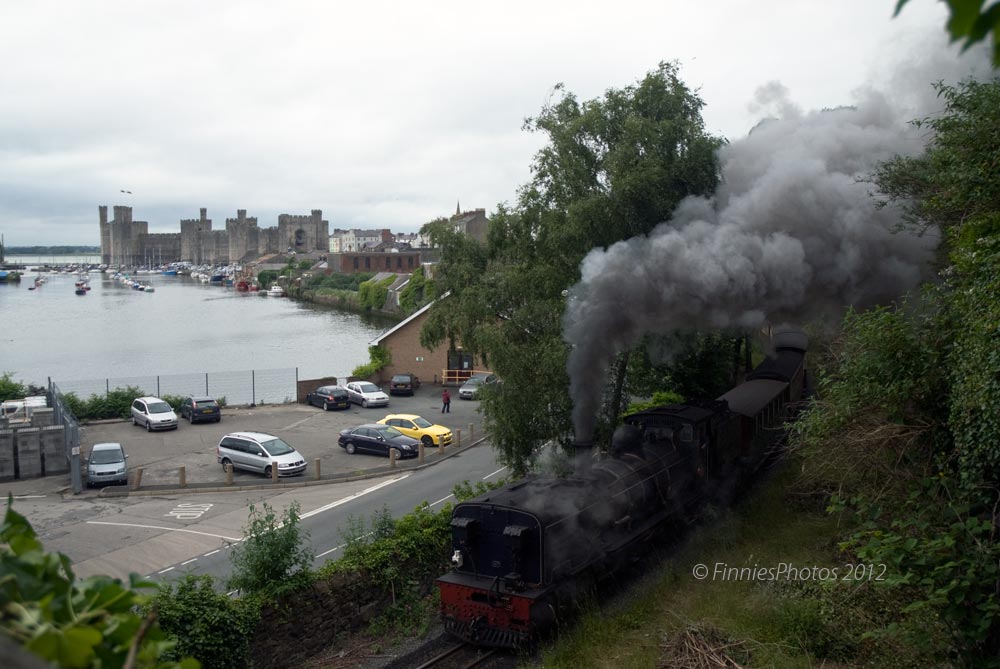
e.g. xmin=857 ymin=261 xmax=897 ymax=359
xmin=179 ymin=396 xmax=221 ymax=423
xmin=338 ymin=423 xmax=420 ymax=459
xmin=389 ymin=373 xmax=420 ymax=396
xmin=306 ymin=385 xmax=350 ymax=411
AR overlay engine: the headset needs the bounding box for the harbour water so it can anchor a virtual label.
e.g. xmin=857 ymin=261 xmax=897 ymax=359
xmin=0 ymin=267 xmax=396 ymax=394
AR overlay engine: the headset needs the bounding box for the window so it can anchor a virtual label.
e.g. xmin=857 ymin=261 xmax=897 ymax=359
xmin=353 ymin=257 xmax=359 ymax=269
xmin=365 ymin=257 xmax=370 ymax=269
xmin=396 ymin=257 xmax=402 ymax=268
xmin=385 ymin=258 xmax=390 ymax=269
xmin=407 ymin=257 xmax=414 ymax=268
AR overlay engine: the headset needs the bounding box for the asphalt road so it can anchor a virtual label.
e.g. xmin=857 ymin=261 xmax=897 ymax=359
xmin=7 ymin=388 xmax=503 ymax=586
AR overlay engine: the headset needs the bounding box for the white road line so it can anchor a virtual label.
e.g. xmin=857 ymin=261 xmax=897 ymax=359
xmin=317 ymin=543 xmax=346 ymax=558
xmin=300 ymin=475 xmax=410 ymax=520
xmin=158 ymin=567 xmax=175 ymax=574
xmin=13 ymin=494 xmax=46 ymax=499
xmin=430 ymin=494 xmax=454 ymax=507
xmin=86 ymin=521 xmax=241 ymax=542
xmin=483 ymin=466 xmax=507 ymax=480
xmin=204 ymin=549 xmax=221 ymax=557
xmin=181 ymin=558 xmax=198 ymax=566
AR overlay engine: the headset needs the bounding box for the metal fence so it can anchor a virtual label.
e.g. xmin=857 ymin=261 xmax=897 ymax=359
xmin=50 ymin=381 xmax=82 ymax=494
xmin=52 ymin=367 xmax=299 ymax=407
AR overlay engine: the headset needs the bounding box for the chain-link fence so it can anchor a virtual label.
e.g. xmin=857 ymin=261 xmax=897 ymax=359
xmin=52 ymin=367 xmax=299 ymax=407
xmin=50 ymin=381 xmax=82 ymax=494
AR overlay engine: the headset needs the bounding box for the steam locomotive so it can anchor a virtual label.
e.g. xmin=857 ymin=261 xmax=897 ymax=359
xmin=435 ymin=328 xmax=808 ymax=648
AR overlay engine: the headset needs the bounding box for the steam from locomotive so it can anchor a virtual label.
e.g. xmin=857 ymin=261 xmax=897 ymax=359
xmin=562 ymin=86 xmax=939 ymax=441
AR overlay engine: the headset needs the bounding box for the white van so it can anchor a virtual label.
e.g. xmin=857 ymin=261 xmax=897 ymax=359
xmin=1 ymin=396 xmax=48 ymax=424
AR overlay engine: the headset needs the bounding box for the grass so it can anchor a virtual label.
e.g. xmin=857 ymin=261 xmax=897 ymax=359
xmin=530 ymin=462 xmax=856 ymax=669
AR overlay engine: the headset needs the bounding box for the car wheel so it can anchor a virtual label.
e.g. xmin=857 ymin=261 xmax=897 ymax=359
xmin=131 ymin=416 xmax=137 ymax=426
xmin=145 ymin=421 xmax=152 ymax=432
xmin=362 ymin=398 xmax=369 ymax=408
xmin=264 ymin=465 xmax=272 ymax=478
xmin=421 ymin=435 xmax=433 ymax=447
xmin=323 ymin=401 xmax=329 ymax=411
xmin=188 ymin=413 xmax=194 ymax=423
xmin=220 ymin=458 xmax=232 ymax=472
xmin=345 ymin=442 xmax=356 ymax=455
xmin=215 ymin=416 xmax=221 ymax=423
xmin=392 ymin=448 xmax=403 ymax=460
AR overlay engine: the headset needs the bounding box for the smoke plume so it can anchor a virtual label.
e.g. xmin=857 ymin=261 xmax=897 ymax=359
xmin=563 ymin=86 xmax=940 ymax=441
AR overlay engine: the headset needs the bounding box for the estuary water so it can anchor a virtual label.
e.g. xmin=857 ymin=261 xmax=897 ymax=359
xmin=0 ymin=268 xmax=395 ymax=401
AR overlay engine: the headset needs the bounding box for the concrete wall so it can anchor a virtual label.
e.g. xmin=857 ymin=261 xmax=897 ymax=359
xmin=0 ymin=424 xmax=67 ymax=481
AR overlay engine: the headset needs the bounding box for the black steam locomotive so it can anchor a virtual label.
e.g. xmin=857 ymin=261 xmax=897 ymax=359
xmin=435 ymin=329 xmax=808 ymax=648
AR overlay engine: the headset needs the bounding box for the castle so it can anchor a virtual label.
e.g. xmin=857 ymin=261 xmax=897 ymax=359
xmin=99 ymin=205 xmax=329 ymax=266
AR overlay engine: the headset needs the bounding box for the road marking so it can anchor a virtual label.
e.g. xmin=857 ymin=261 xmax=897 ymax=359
xmin=181 ymin=558 xmax=198 ymax=566
xmin=158 ymin=567 xmax=174 ymax=574
xmin=317 ymin=543 xmax=347 ymax=558
xmin=284 ymin=415 xmax=318 ymax=430
xmin=204 ymin=549 xmax=221 ymax=557
xmin=483 ymin=466 xmax=506 ymax=480
xmin=13 ymin=494 xmax=46 ymax=499
xmin=86 ymin=521 xmax=241 ymax=542
xmin=300 ymin=475 xmax=410 ymax=520
xmin=430 ymin=494 xmax=453 ymax=507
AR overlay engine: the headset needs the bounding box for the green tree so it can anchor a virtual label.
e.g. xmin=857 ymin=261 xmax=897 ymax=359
xmin=0 ymin=499 xmax=197 ymax=669
xmin=421 ymin=62 xmax=723 ymax=472
xmin=896 ymin=0 xmax=1000 ymax=66
xmin=226 ymin=502 xmax=313 ymax=597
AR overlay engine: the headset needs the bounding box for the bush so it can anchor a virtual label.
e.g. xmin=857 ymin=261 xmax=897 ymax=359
xmin=0 ymin=371 xmax=28 ymax=403
xmin=226 ymin=501 xmax=313 ymax=598
xmin=257 ymin=270 xmax=278 ymax=287
xmin=56 ymin=385 xmax=146 ymax=420
xmin=358 ymin=275 xmax=396 ymax=310
xmin=152 ymin=575 xmax=259 ymax=669
xmin=351 ymin=345 xmax=391 ymax=379
xmin=305 ymin=271 xmax=373 ymax=292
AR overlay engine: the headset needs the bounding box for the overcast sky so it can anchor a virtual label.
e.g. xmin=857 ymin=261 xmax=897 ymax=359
xmin=0 ymin=0 xmax=981 ymax=246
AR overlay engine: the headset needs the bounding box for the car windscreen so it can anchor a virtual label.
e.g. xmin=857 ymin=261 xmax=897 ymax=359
xmin=260 ymin=438 xmax=294 ymax=456
xmin=464 ymin=378 xmax=483 ymax=387
xmin=412 ymin=417 xmax=433 ymax=428
xmin=148 ymin=402 xmax=173 ymax=413
xmin=358 ymin=382 xmax=380 ymax=393
xmin=90 ymin=449 xmax=123 ymax=464
xmin=391 ymin=375 xmax=409 ymax=383
xmin=194 ymin=400 xmax=218 ymax=408
xmin=376 ymin=426 xmax=404 ymax=439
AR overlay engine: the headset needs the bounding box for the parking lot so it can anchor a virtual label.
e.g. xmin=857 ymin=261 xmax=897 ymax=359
xmin=79 ymin=387 xmax=487 ymax=491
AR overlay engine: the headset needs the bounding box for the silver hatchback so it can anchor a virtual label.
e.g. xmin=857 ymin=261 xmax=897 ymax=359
xmin=87 ymin=442 xmax=128 ymax=487
xmin=130 ymin=396 xmax=178 ymax=431
xmin=216 ymin=431 xmax=307 ymax=478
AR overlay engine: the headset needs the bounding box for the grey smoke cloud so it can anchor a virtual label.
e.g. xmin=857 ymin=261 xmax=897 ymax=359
xmin=562 ymin=86 xmax=940 ymax=441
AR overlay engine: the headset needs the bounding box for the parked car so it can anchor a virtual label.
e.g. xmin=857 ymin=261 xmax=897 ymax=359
xmin=345 ymin=381 xmax=390 ymax=408
xmin=179 ymin=396 xmax=221 ymax=423
xmin=388 ymin=373 xmax=421 ymax=396
xmin=216 ymin=431 xmax=307 ymax=478
xmin=377 ymin=414 xmax=453 ymax=448
xmin=305 ymin=385 xmax=350 ymax=411
xmin=458 ymin=373 xmax=498 ymax=400
xmin=86 ymin=442 xmax=128 ymax=487
xmin=338 ymin=423 xmax=420 ymax=459
xmin=130 ymin=396 xmax=178 ymax=431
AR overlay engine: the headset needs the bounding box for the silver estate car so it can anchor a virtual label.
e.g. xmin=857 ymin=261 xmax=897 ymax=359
xmin=87 ymin=442 xmax=128 ymax=487
xmin=216 ymin=431 xmax=307 ymax=478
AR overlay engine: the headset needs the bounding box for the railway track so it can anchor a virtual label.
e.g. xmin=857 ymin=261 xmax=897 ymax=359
xmin=412 ymin=642 xmax=497 ymax=669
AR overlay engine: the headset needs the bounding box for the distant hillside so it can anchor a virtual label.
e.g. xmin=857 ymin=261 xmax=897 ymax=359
xmin=5 ymin=246 xmax=100 ymax=254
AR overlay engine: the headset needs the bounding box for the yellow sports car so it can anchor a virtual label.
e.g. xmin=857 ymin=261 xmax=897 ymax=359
xmin=377 ymin=414 xmax=453 ymax=448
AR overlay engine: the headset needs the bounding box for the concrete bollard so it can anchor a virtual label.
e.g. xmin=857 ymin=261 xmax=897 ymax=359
xmin=132 ymin=467 xmax=143 ymax=491
xmin=469 ymin=423 xmax=474 ymax=443
xmin=418 ymin=442 xmax=425 ymax=464
xmin=225 ymin=463 xmax=233 ymax=486
xmin=389 ymin=448 xmax=397 ymax=469
xmin=179 ymin=466 xmax=186 ymax=488
xmin=456 ymin=429 xmax=462 ymax=449
xmin=271 ymin=460 xmax=278 ymax=482
xmin=314 ymin=459 xmax=321 ymax=480
xmin=438 ymin=441 xmax=444 ymax=456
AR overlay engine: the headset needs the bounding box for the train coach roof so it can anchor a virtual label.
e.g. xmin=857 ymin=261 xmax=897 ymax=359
xmin=624 ymin=403 xmax=717 ymax=424
xmin=719 ymin=379 xmax=789 ymax=418
xmin=747 ymin=349 xmax=804 ymax=383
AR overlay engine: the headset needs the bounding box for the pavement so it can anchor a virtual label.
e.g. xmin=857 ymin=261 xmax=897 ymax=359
xmin=1 ymin=387 xmax=488 ymax=500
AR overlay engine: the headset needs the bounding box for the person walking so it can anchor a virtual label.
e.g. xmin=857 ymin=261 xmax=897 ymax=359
xmin=441 ymin=388 xmax=451 ymax=413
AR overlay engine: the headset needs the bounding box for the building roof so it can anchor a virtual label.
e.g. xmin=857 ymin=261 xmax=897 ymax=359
xmin=718 ymin=379 xmax=788 ymax=417
xmin=370 ymin=292 xmax=449 ymax=346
